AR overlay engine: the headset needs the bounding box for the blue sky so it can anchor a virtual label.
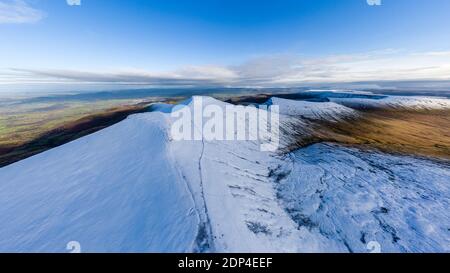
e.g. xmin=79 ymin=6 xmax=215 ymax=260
xmin=1 ymin=0 xmax=450 ymax=91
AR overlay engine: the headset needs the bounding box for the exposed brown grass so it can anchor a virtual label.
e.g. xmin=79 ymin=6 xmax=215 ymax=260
xmin=308 ymin=109 xmax=450 ymax=160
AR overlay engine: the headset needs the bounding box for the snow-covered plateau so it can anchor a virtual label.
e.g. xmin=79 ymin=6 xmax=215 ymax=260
xmin=0 ymin=93 xmax=449 ymax=253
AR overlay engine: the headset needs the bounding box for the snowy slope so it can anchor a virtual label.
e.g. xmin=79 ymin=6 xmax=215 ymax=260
xmin=330 ymin=95 xmax=450 ymax=110
xmin=276 ymin=144 xmax=450 ymax=253
xmin=0 ymin=95 xmax=449 ymax=253
xmin=165 ymin=96 xmax=308 ymax=252
xmin=289 ymin=89 xmax=450 ymax=110
xmin=0 ymin=113 xmax=200 ymax=252
xmin=267 ymin=97 xmax=356 ymax=121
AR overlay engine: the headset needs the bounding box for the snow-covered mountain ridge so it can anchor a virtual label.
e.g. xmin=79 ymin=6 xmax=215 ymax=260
xmin=0 ymin=94 xmax=448 ymax=253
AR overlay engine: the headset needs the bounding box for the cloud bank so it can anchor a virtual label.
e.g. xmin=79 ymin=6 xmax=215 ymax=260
xmin=0 ymin=0 xmax=44 ymax=24
xmin=3 ymin=50 xmax=450 ymax=90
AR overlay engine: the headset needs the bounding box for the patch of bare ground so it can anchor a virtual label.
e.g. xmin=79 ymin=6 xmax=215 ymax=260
xmin=288 ymin=109 xmax=450 ymax=160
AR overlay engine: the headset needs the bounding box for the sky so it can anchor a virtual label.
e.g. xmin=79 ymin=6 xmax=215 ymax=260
xmin=1 ymin=0 xmax=450 ymax=92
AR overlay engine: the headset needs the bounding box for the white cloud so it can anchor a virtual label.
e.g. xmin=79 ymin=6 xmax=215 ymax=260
xmin=174 ymin=65 xmax=238 ymax=80
xmin=0 ymin=0 xmax=44 ymax=24
xmin=5 ymin=50 xmax=450 ymax=88
xmin=415 ymin=51 xmax=450 ymax=57
xmin=232 ymin=50 xmax=450 ymax=85
xmin=8 ymin=67 xmax=230 ymax=87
